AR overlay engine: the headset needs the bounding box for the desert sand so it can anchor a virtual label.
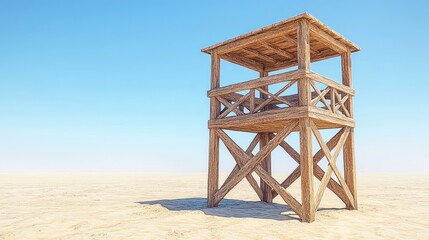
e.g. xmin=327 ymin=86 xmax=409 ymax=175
xmin=0 ymin=173 xmax=428 ymax=239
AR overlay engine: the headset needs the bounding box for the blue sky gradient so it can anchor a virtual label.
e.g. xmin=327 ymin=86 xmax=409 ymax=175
xmin=0 ymin=1 xmax=428 ymax=172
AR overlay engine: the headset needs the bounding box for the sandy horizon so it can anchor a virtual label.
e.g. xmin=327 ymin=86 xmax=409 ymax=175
xmin=1 ymin=173 xmax=428 ymax=239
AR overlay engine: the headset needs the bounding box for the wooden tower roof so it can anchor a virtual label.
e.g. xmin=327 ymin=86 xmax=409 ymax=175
xmin=201 ymin=13 xmax=360 ymax=72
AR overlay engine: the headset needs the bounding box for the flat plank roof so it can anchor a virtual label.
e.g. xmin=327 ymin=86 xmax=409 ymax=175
xmin=202 ymin=13 xmax=360 ymax=72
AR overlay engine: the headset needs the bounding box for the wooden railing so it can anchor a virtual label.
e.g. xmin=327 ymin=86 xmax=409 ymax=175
xmin=207 ymin=70 xmax=354 ymax=119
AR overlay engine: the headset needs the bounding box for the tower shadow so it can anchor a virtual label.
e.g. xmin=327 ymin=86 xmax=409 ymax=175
xmin=136 ymin=198 xmax=300 ymax=221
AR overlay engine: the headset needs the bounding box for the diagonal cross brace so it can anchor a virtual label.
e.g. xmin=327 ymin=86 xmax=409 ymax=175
xmin=313 ymin=127 xmax=350 ymax=209
xmin=214 ymin=121 xmax=302 ymax=217
xmin=310 ymin=121 xmax=355 ymax=209
xmin=220 ymin=133 xmax=263 ymax=200
xmin=272 ymin=128 xmax=350 ymax=206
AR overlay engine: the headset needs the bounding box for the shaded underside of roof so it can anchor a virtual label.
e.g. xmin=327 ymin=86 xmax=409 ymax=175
xmin=202 ymin=13 xmax=360 ymax=72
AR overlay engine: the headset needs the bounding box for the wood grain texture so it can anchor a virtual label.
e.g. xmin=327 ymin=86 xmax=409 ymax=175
xmin=299 ymin=118 xmax=315 ymax=222
xmin=207 ymin=50 xmax=220 ymax=207
xmin=342 ymin=48 xmax=357 ymax=210
xmin=204 ymin=14 xmax=358 ymax=222
xmin=201 ymin=13 xmax=359 ymax=72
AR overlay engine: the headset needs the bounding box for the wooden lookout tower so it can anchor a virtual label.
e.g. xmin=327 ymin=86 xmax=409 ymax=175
xmin=202 ymin=13 xmax=359 ymax=222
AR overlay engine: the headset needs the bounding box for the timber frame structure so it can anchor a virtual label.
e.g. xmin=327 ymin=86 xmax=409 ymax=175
xmin=202 ymin=13 xmax=359 ymax=222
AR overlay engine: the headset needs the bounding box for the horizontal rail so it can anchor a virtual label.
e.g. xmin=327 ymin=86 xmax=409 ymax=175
xmin=307 ymin=72 xmax=355 ymax=95
xmin=207 ymin=69 xmax=306 ymax=97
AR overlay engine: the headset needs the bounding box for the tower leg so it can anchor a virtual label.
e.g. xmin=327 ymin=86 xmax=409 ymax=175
xmin=208 ymin=129 xmax=219 ymax=207
xmin=260 ymin=133 xmax=273 ymax=203
xmin=344 ymin=128 xmax=357 ymax=210
xmin=299 ymin=118 xmax=315 ymax=222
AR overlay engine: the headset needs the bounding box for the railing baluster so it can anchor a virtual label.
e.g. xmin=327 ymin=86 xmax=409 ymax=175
xmin=331 ymin=87 xmax=336 ymax=114
xmin=250 ymin=89 xmax=255 ymax=113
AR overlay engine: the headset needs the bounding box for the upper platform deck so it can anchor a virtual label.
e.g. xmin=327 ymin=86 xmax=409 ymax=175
xmin=202 ymin=13 xmax=359 ymax=72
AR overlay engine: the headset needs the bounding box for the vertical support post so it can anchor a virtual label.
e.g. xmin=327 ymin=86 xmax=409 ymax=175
xmin=297 ymin=19 xmax=311 ymax=107
xmin=342 ymin=48 xmax=357 ymax=210
xmin=259 ymin=71 xmax=273 ymax=203
xmin=208 ymin=50 xmax=220 ymax=207
xmin=297 ymin=19 xmax=315 ymax=222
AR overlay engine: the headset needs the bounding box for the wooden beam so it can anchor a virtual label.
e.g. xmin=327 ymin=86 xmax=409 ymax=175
xmin=258 ymin=71 xmax=273 ymax=203
xmin=216 ymin=96 xmax=244 ymax=117
xmin=215 ymin=123 xmax=303 ymax=218
xmin=259 ymin=133 xmax=273 ymax=203
xmin=242 ymin=48 xmax=276 ymax=63
xmin=307 ymin=71 xmax=355 ymax=95
xmin=213 ymin=121 xmax=298 ymax=206
xmin=260 ymin=41 xmax=294 ymax=59
xmin=273 ymin=128 xmax=349 ymax=206
xmin=218 ymin=132 xmax=264 ymax=201
xmin=342 ymin=48 xmax=357 ymax=210
xmin=207 ymin=69 xmax=305 ymax=97
xmin=208 ymin=50 xmax=220 ymax=208
xmin=314 ymin=128 xmax=350 ymax=210
xmin=217 ymin=92 xmax=250 ymax=119
xmin=308 ymin=106 xmax=355 ymax=128
xmin=222 ymin=53 xmax=264 ymax=72
xmin=297 ymin=19 xmax=311 ymax=72
xmin=208 ymin=106 xmax=308 ymax=129
xmin=284 ymin=33 xmax=320 ymax=55
xmin=212 ymin=22 xmax=296 ymax=55
xmin=299 ymin=118 xmax=315 ymax=222
xmin=309 ymin=23 xmax=347 ymax=53
xmin=310 ymin=122 xmax=355 ymax=209
xmin=208 ymin=129 xmax=219 ymax=207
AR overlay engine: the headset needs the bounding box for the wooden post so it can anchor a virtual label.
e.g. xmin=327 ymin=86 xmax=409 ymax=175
xmin=208 ymin=50 xmax=220 ymax=207
xmin=341 ymin=48 xmax=357 ymax=210
xmin=297 ymin=19 xmax=315 ymax=222
xmin=259 ymin=71 xmax=273 ymax=203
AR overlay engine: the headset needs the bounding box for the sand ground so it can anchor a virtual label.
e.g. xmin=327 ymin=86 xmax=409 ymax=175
xmin=0 ymin=173 xmax=428 ymax=239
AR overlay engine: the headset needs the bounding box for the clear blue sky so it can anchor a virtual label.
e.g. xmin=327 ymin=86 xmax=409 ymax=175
xmin=0 ymin=1 xmax=428 ymax=172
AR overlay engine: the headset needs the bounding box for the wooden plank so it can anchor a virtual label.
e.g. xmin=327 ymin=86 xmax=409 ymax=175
xmin=273 ymin=128 xmax=349 ymax=205
xmin=299 ymin=118 xmax=315 ymax=222
xmin=222 ymin=53 xmax=264 ymax=72
xmin=208 ymin=50 xmax=220 ymax=208
xmin=284 ymin=33 xmax=320 ymax=55
xmin=344 ymin=128 xmax=357 ymax=209
xmin=308 ymin=106 xmax=355 ymax=128
xmin=258 ymin=71 xmax=273 ymax=203
xmin=310 ymin=122 xmax=355 ymax=209
xmin=216 ymin=96 xmax=244 ymax=117
xmin=209 ymin=22 xmax=297 ymax=55
xmin=342 ymin=48 xmax=357 ymax=210
xmin=208 ymin=106 xmax=308 ymax=129
xmin=330 ymin=88 xmax=336 ymax=114
xmin=260 ymin=41 xmax=294 ymax=59
xmin=213 ymin=121 xmax=298 ymax=206
xmin=249 ymin=89 xmax=255 ymax=113
xmin=314 ymin=128 xmax=350 ymax=210
xmin=242 ymin=48 xmax=276 ymax=63
xmin=207 ymin=69 xmax=305 ymax=97
xmin=216 ymin=126 xmax=303 ymax=218
xmin=223 ymin=91 xmax=318 ymax=109
xmin=217 ymin=131 xmax=264 ymax=201
xmin=260 ymin=133 xmax=273 ymax=203
xmin=217 ymin=92 xmax=250 ymax=118
xmin=307 ymin=72 xmax=355 ymax=95
xmin=221 ymin=134 xmax=261 ymax=189
xmin=297 ymin=19 xmax=311 ymax=72
xmin=310 ymin=80 xmax=331 ymax=111
xmin=208 ymin=129 xmax=219 ymax=207
xmin=309 ymin=23 xmax=347 ymax=53
xmin=334 ymin=90 xmax=351 ymax=117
